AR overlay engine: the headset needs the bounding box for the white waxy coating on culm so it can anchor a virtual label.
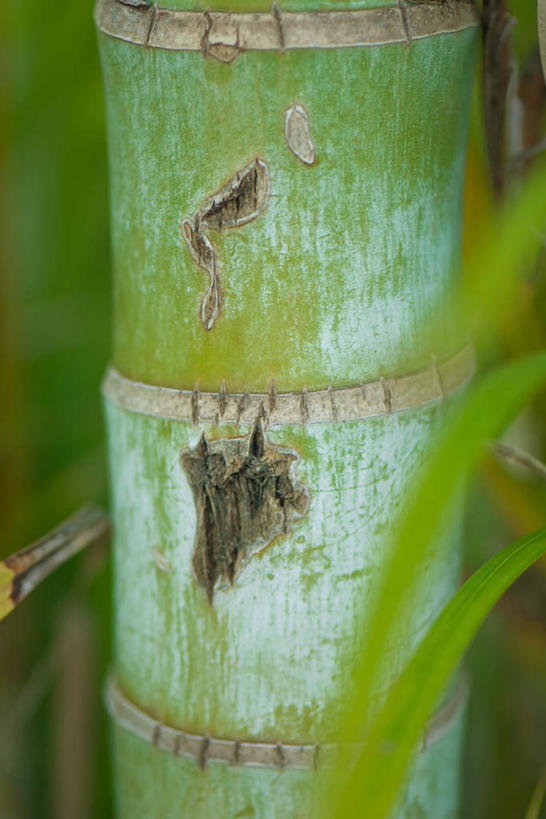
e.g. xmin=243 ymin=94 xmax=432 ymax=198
xmin=106 ymin=398 xmax=463 ymax=742
xmin=99 ymin=3 xmax=478 ymax=813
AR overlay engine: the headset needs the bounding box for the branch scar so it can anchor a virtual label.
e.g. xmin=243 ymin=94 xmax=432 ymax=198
xmin=181 ymin=421 xmax=309 ymax=603
xmin=181 ymin=158 xmax=271 ymax=330
xmin=284 ymin=104 xmax=316 ymax=165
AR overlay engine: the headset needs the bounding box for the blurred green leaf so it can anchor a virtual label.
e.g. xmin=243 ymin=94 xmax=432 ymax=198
xmin=335 ymin=525 xmax=546 ymax=819
xmin=462 ymin=161 xmax=546 ymax=358
xmin=327 ymin=351 xmax=546 ymax=818
xmin=525 ymin=766 xmax=546 ymax=819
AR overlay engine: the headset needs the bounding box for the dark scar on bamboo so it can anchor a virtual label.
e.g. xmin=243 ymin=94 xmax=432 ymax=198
xmin=180 ymin=418 xmax=308 ymax=603
xmin=181 ymin=158 xmax=270 ymax=331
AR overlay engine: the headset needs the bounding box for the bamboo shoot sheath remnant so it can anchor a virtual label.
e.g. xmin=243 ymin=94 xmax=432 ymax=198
xmin=102 ymin=344 xmax=476 ymax=427
xmin=105 ymin=672 xmax=469 ymax=770
xmin=95 ymin=0 xmax=479 ymax=56
xmin=105 ymin=673 xmax=468 ymax=770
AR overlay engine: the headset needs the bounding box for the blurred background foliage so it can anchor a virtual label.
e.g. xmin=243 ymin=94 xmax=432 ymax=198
xmin=1 ymin=1 xmax=111 ymax=816
xmin=0 ymin=0 xmax=545 ymax=817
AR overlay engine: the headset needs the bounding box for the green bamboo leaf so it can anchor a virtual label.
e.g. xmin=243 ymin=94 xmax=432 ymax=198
xmin=427 ymin=161 xmax=546 ymax=363
xmin=462 ymin=161 xmax=546 ymax=355
xmin=328 ymin=351 xmax=546 ymax=818
xmin=339 ymin=525 xmax=546 ymax=819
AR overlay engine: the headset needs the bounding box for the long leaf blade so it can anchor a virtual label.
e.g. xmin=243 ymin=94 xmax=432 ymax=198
xmin=328 ymin=352 xmax=546 ymax=818
xmin=350 ymin=526 xmax=546 ymax=818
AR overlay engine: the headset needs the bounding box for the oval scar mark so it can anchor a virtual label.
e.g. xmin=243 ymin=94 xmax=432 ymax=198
xmin=284 ymin=104 xmax=316 ymax=165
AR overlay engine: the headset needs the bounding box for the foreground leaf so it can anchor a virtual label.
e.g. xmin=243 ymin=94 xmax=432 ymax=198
xmin=328 ymin=352 xmax=546 ymax=818
xmin=339 ymin=526 xmax=546 ymax=819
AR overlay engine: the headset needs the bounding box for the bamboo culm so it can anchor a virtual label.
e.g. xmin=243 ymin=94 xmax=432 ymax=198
xmin=97 ymin=0 xmax=478 ymax=815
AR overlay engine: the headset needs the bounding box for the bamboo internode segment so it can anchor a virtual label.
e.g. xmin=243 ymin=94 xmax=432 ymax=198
xmin=102 ymin=344 xmax=475 ymax=427
xmin=105 ymin=672 xmax=468 ymax=769
xmin=95 ymin=0 xmax=479 ymax=55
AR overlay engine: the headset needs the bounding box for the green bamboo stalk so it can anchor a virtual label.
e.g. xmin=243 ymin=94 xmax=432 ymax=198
xmin=97 ymin=0 xmax=478 ymax=815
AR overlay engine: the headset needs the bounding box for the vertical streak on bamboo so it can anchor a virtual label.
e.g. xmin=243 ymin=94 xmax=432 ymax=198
xmin=98 ymin=2 xmax=477 ymax=815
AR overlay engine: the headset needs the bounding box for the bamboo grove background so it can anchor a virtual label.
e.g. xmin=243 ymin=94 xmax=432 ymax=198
xmin=1 ymin=0 xmax=545 ymax=816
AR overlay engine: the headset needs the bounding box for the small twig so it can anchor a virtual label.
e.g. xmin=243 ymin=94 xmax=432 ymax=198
xmin=490 ymin=441 xmax=546 ymax=481
xmin=508 ymin=137 xmax=546 ymax=170
xmin=0 ymin=506 xmax=110 ymax=621
xmin=482 ymin=0 xmax=517 ymax=198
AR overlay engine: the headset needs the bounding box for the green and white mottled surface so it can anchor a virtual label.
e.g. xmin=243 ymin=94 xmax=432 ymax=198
xmin=100 ymin=31 xmax=475 ymax=392
xmin=106 ymin=402 xmax=462 ymax=740
xmin=99 ymin=4 xmax=477 ymax=814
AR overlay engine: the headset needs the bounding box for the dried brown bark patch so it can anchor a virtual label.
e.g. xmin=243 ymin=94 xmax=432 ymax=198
xmin=181 ymin=421 xmax=308 ymax=602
